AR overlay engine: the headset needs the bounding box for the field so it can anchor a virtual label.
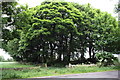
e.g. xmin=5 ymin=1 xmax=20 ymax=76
xmin=0 ymin=62 xmax=120 ymax=79
xmin=0 ymin=62 xmax=36 ymax=68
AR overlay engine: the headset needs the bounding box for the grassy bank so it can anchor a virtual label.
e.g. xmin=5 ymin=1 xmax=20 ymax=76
xmin=1 ymin=64 xmax=120 ymax=79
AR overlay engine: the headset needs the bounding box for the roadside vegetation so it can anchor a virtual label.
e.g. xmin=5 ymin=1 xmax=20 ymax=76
xmin=1 ymin=60 xmax=120 ymax=79
xmin=1 ymin=62 xmax=120 ymax=79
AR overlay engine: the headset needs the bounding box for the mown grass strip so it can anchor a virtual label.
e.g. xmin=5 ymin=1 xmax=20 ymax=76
xmin=0 ymin=67 xmax=40 ymax=70
xmin=0 ymin=62 xmax=37 ymax=68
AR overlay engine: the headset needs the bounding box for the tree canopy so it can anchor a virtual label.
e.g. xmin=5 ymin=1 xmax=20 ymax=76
xmin=2 ymin=1 xmax=119 ymax=65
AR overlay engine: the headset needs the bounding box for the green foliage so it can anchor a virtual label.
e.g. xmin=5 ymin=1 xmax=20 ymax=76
xmin=115 ymin=3 xmax=120 ymax=13
xmin=0 ymin=56 xmax=5 ymax=62
xmin=1 ymin=1 xmax=119 ymax=65
xmin=2 ymin=1 xmax=28 ymax=52
xmin=2 ymin=70 xmax=21 ymax=79
xmin=5 ymin=58 xmax=14 ymax=62
xmin=6 ymin=38 xmax=21 ymax=61
xmin=96 ymin=51 xmax=117 ymax=67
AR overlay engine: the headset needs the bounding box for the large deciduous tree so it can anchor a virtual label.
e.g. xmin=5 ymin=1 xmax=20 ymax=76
xmin=2 ymin=1 xmax=118 ymax=65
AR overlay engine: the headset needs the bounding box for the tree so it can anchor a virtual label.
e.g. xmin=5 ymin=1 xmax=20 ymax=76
xmin=2 ymin=1 xmax=28 ymax=51
xmin=73 ymin=3 xmax=118 ymax=60
xmin=16 ymin=2 xmax=83 ymax=64
xmin=2 ymin=1 xmax=118 ymax=65
xmin=6 ymin=38 xmax=20 ymax=61
xmin=106 ymin=1 xmax=120 ymax=54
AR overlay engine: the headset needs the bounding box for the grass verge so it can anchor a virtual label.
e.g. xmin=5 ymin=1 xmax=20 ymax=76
xmin=1 ymin=65 xmax=120 ymax=79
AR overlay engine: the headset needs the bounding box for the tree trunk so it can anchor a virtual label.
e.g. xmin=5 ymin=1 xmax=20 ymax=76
xmin=50 ymin=43 xmax=54 ymax=62
xmin=63 ymin=37 xmax=68 ymax=62
xmin=42 ymin=41 xmax=47 ymax=63
xmin=67 ymin=33 xmax=73 ymax=64
xmin=92 ymin=48 xmax=95 ymax=58
xmin=58 ymin=35 xmax=63 ymax=62
xmin=89 ymin=43 xmax=92 ymax=59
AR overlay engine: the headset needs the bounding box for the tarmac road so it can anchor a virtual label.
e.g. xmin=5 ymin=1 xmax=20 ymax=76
xmin=16 ymin=70 xmax=119 ymax=80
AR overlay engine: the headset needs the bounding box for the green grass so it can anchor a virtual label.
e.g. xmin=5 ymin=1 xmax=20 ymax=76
xmin=0 ymin=62 xmax=37 ymax=68
xmin=1 ymin=65 xmax=120 ymax=79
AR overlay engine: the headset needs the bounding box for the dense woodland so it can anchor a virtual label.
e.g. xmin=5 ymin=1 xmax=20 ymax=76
xmin=1 ymin=1 xmax=120 ymax=66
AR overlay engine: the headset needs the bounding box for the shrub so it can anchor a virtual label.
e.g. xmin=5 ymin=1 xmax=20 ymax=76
xmin=0 ymin=56 xmax=5 ymax=62
xmin=96 ymin=51 xmax=117 ymax=67
xmin=113 ymin=58 xmax=120 ymax=69
xmin=6 ymin=58 xmax=14 ymax=62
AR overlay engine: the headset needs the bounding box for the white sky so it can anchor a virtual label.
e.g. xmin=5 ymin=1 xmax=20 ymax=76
xmin=0 ymin=0 xmax=118 ymax=59
xmin=0 ymin=49 xmax=12 ymax=60
xmin=17 ymin=0 xmax=118 ymax=17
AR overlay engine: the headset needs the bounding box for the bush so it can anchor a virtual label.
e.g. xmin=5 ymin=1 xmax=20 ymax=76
xmin=6 ymin=38 xmax=22 ymax=61
xmin=6 ymin=58 xmax=14 ymax=62
xmin=114 ymin=59 xmax=120 ymax=67
xmin=7 ymin=38 xmax=19 ymax=55
xmin=96 ymin=51 xmax=117 ymax=67
xmin=0 ymin=56 xmax=5 ymax=62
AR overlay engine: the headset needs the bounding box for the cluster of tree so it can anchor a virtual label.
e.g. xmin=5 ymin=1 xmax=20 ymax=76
xmin=1 ymin=1 xmax=119 ymax=65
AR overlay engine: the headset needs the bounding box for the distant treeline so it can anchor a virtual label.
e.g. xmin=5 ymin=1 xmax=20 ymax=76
xmin=0 ymin=56 xmax=14 ymax=62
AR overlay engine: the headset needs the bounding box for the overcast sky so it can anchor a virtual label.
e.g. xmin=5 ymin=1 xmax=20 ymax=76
xmin=0 ymin=0 xmax=119 ymax=59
